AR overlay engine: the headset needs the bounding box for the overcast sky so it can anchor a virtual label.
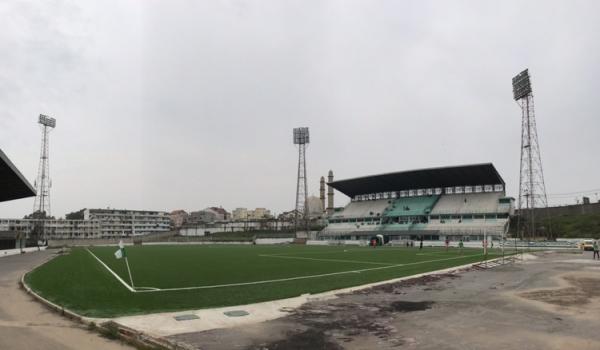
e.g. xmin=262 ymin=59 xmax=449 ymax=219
xmin=1 ymin=0 xmax=599 ymax=219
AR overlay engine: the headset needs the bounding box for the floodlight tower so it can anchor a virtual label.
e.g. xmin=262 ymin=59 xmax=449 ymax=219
xmin=33 ymin=114 xmax=56 ymax=217
xmin=512 ymin=69 xmax=549 ymax=240
xmin=293 ymin=127 xmax=310 ymax=233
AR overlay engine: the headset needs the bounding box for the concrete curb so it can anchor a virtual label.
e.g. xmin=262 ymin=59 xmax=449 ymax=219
xmin=1 ymin=246 xmax=48 ymax=258
xmin=19 ymin=250 xmax=191 ymax=350
xmin=20 ymin=250 xmax=89 ymax=323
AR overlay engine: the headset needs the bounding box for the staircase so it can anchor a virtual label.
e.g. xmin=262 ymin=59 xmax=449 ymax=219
xmin=472 ymin=255 xmax=520 ymax=270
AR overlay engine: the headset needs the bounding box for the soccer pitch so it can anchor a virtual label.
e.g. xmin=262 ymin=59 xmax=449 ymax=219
xmin=25 ymin=245 xmax=507 ymax=318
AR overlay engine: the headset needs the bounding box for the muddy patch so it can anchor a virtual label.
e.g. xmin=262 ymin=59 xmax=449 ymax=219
xmin=352 ymin=272 xmax=460 ymax=295
xmin=255 ymin=280 xmax=443 ymax=349
xmin=383 ymin=301 xmax=434 ymax=313
xmin=519 ymin=275 xmax=600 ymax=306
xmin=251 ymin=329 xmax=344 ymax=350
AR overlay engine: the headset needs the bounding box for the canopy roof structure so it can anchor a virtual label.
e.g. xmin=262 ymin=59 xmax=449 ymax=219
xmin=0 ymin=149 xmax=35 ymax=202
xmin=329 ymin=163 xmax=505 ymax=198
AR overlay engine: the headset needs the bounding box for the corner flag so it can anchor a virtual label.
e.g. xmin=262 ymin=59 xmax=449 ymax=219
xmin=114 ymin=240 xmax=135 ymax=288
xmin=114 ymin=240 xmax=126 ymax=259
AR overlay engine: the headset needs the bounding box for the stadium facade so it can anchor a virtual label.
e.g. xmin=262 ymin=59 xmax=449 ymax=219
xmin=321 ymin=163 xmax=513 ymax=242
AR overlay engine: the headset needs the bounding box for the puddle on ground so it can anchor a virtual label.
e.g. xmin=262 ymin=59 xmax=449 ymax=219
xmin=254 ymin=329 xmax=343 ymax=350
xmin=384 ymin=301 xmax=434 ymax=313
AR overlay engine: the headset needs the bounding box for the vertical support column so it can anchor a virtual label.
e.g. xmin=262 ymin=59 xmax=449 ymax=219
xmin=327 ymin=170 xmax=334 ymax=215
xmin=294 ymin=144 xmax=308 ymax=233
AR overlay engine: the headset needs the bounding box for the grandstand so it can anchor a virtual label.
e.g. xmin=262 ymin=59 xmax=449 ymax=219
xmin=321 ymin=163 xmax=513 ymax=242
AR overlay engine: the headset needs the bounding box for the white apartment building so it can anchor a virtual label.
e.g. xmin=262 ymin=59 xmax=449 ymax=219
xmin=44 ymin=219 xmax=102 ymax=239
xmin=84 ymin=208 xmax=171 ymax=237
xmin=231 ymin=207 xmax=272 ymax=221
xmin=1 ymin=208 xmax=170 ymax=241
xmin=0 ymin=218 xmax=101 ymax=240
xmin=232 ymin=208 xmax=248 ymax=221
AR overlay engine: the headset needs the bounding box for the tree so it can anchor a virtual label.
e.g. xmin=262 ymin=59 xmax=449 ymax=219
xmin=65 ymin=209 xmax=85 ymax=220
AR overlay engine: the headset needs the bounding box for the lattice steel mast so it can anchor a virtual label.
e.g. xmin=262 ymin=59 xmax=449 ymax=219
xmin=33 ymin=114 xmax=56 ymax=217
xmin=293 ymin=127 xmax=310 ymax=233
xmin=512 ymin=69 xmax=549 ymax=240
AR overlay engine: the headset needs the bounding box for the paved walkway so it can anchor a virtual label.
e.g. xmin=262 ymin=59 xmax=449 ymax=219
xmin=0 ymin=250 xmax=133 ymax=350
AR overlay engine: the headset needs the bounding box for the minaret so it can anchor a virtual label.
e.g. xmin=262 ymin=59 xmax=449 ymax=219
xmin=319 ymin=176 xmax=326 ymax=213
xmin=327 ymin=170 xmax=334 ymax=215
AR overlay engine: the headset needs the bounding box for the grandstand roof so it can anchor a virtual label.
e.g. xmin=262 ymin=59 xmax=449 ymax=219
xmin=329 ymin=163 xmax=504 ymax=198
xmin=0 ymin=149 xmax=36 ymax=202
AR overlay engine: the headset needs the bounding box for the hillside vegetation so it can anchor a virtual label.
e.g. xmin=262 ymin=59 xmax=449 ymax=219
xmin=508 ymin=212 xmax=600 ymax=239
xmin=542 ymin=212 xmax=600 ymax=238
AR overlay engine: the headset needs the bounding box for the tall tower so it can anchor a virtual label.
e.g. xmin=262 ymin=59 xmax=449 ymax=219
xmin=319 ymin=176 xmax=326 ymax=213
xmin=327 ymin=170 xmax=334 ymax=215
xmin=512 ymin=69 xmax=549 ymax=239
xmin=33 ymin=114 xmax=56 ymax=217
xmin=293 ymin=127 xmax=310 ymax=233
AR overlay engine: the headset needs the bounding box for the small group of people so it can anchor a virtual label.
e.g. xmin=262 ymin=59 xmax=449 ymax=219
xmin=401 ymin=237 xmax=423 ymax=249
xmin=407 ymin=237 xmax=465 ymax=253
xmin=447 ymin=238 xmax=465 ymax=254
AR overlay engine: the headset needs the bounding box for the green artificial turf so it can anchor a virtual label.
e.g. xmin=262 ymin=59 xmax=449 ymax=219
xmin=25 ymin=244 xmax=508 ymax=318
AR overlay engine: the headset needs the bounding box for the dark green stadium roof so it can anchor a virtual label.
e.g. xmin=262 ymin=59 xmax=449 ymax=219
xmin=0 ymin=149 xmax=35 ymax=202
xmin=329 ymin=163 xmax=505 ymax=198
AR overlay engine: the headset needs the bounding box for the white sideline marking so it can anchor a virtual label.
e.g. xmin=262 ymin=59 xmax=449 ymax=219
xmin=86 ymin=248 xmax=136 ymax=292
xmin=258 ymin=254 xmax=393 ymax=266
xmin=265 ymin=247 xmax=425 ymax=257
xmin=135 ymin=286 xmax=161 ymax=291
xmin=265 ymin=249 xmax=357 ymax=256
xmin=133 ymin=253 xmax=484 ymax=293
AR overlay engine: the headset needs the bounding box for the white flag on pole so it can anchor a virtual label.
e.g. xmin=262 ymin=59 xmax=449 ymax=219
xmin=114 ymin=240 xmax=125 ymax=259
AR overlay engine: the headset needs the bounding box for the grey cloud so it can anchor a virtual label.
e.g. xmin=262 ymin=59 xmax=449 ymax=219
xmin=1 ymin=0 xmax=599 ymax=218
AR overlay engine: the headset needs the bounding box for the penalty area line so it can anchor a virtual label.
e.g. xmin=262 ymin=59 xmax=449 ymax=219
xmin=134 ymin=253 xmax=484 ymax=293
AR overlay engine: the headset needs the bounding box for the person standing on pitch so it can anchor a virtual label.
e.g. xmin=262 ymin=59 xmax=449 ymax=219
xmin=419 ymin=236 xmax=423 ymax=250
xmin=459 ymin=239 xmax=464 ymax=255
xmin=445 ymin=238 xmax=449 ymax=252
xmin=593 ymin=240 xmax=599 ymax=260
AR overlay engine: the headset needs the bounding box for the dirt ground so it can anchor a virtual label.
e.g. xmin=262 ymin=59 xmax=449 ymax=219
xmin=168 ymin=251 xmax=600 ymax=350
xmin=0 ymin=251 xmax=133 ymax=350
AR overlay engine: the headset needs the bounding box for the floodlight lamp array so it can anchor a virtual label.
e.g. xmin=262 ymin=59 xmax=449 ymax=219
xmin=512 ymin=69 xmax=532 ymax=100
xmin=293 ymin=127 xmax=309 ymax=145
xmin=38 ymin=114 xmax=56 ymax=128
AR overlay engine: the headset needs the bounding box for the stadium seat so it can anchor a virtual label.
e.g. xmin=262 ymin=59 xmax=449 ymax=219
xmin=382 ymin=195 xmax=440 ymax=218
xmin=430 ymin=192 xmax=504 ymax=215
